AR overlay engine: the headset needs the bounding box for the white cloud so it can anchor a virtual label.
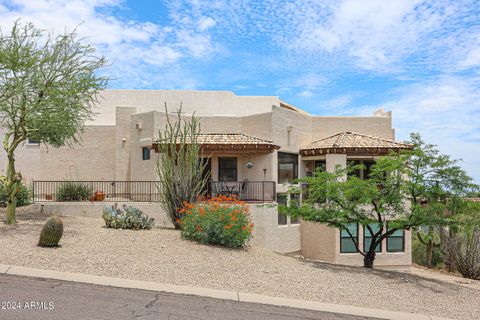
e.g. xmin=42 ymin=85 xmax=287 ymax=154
xmin=0 ymin=0 xmax=217 ymax=88
xmin=198 ymin=16 xmax=216 ymax=32
xmin=356 ymin=76 xmax=480 ymax=182
xmin=460 ymin=46 xmax=480 ymax=69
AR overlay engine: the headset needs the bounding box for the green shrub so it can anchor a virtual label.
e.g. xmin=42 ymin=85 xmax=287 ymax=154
xmin=102 ymin=203 xmax=155 ymax=229
xmin=57 ymin=182 xmax=92 ymax=201
xmin=180 ymin=196 xmax=253 ymax=248
xmin=0 ymin=181 xmax=32 ymax=207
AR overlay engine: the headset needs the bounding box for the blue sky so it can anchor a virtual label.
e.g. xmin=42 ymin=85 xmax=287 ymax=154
xmin=1 ymin=0 xmax=479 ymax=182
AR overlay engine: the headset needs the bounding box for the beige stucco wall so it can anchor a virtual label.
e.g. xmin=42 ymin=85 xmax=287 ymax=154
xmin=300 ymin=221 xmax=412 ymax=268
xmin=301 ymin=221 xmax=336 ymax=262
xmin=0 ymin=126 xmax=116 ymax=182
xmin=89 ymin=90 xmax=282 ymax=126
xmin=249 ymin=204 xmax=300 ymax=253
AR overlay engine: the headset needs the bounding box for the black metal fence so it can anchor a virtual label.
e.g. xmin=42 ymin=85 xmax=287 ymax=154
xmin=32 ymin=180 xmax=276 ymax=203
xmin=206 ymin=181 xmax=276 ymax=202
xmin=33 ymin=181 xmax=161 ymax=203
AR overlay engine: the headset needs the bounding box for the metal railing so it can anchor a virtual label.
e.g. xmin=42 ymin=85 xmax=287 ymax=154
xmin=206 ymin=181 xmax=276 ymax=202
xmin=32 ymin=180 xmax=277 ymax=203
xmin=32 ymin=181 xmax=161 ymax=203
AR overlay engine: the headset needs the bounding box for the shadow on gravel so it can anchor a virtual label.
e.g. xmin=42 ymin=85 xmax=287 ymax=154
xmin=0 ymin=205 xmax=51 ymax=235
xmin=302 ymin=259 xmax=465 ymax=294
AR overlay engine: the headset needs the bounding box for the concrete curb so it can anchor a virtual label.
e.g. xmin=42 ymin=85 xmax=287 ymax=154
xmin=0 ymin=264 xmax=449 ymax=320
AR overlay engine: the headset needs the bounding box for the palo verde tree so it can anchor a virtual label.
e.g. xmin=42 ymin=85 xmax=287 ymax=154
xmin=0 ymin=21 xmax=107 ymax=224
xmin=282 ymin=133 xmax=474 ymax=268
xmin=155 ymin=106 xmax=209 ymax=229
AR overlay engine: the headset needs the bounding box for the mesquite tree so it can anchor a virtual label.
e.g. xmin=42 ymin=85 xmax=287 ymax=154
xmin=155 ymin=106 xmax=209 ymax=229
xmin=0 ymin=21 xmax=107 ymax=224
xmin=282 ymin=133 xmax=474 ymax=268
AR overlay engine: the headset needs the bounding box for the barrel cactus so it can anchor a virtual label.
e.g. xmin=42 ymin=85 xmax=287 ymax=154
xmin=38 ymin=217 xmax=64 ymax=247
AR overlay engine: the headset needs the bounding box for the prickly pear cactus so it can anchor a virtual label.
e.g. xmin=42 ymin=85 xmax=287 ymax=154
xmin=102 ymin=203 xmax=154 ymax=230
xmin=38 ymin=217 xmax=64 ymax=247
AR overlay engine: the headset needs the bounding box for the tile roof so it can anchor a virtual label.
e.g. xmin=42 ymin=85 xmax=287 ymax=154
xmin=301 ymin=132 xmax=413 ymax=155
xmin=154 ymin=133 xmax=280 ymax=151
xmin=195 ymin=133 xmax=276 ymax=145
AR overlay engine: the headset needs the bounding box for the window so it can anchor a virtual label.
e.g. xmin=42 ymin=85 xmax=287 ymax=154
xmin=314 ymin=160 xmax=326 ymax=172
xmin=364 ymin=160 xmax=375 ymax=179
xmin=363 ymin=223 xmax=382 ymax=253
xmin=27 ymin=138 xmax=40 ymax=145
xmin=290 ymin=193 xmax=300 ymax=224
xmin=340 ymin=223 xmax=358 ymax=253
xmin=347 ymin=160 xmax=362 ymax=178
xmin=277 ymin=193 xmax=288 ymax=225
xmin=142 ymin=147 xmax=151 ymax=160
xmin=278 ymin=152 xmax=298 ymax=183
xmin=387 ymin=223 xmax=405 ymax=252
xmin=218 ymin=157 xmax=237 ymax=181
xmin=347 ymin=160 xmax=375 ymax=180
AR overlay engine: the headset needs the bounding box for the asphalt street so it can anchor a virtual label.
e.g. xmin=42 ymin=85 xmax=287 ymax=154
xmin=0 ymin=274 xmax=379 ymax=320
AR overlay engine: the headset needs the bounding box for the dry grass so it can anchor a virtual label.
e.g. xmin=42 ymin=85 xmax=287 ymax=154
xmin=1 ymin=207 xmax=479 ymax=320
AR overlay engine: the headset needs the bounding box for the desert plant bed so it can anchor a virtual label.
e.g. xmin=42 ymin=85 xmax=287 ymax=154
xmin=0 ymin=208 xmax=479 ymax=320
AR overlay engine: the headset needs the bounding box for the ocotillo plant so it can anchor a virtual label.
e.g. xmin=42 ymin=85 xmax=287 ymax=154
xmin=155 ymin=105 xmax=209 ymax=229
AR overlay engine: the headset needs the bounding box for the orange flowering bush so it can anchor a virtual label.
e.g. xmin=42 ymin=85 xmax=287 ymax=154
xmin=179 ymin=196 xmax=253 ymax=248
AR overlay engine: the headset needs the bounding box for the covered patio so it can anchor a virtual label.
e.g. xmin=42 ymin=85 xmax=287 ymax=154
xmin=300 ymin=131 xmax=413 ymax=177
xmin=153 ymin=133 xmax=280 ymax=202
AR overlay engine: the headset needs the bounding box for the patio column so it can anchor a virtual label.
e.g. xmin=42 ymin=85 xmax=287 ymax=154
xmin=326 ymin=154 xmax=347 ymax=180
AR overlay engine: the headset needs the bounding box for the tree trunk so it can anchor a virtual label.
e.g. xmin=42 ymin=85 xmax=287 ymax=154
xmin=425 ymin=241 xmax=434 ymax=269
xmin=6 ymin=196 xmax=17 ymax=224
xmin=363 ymin=252 xmax=375 ymax=268
xmin=5 ymin=151 xmax=18 ymax=224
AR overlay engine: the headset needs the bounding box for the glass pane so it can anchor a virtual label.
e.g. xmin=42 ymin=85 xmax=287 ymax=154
xmin=387 ymin=237 xmax=404 ymax=252
xmin=341 ymin=223 xmax=358 ymax=237
xmin=347 ymin=160 xmax=362 ymax=178
xmin=219 ymin=169 xmax=236 ymax=182
xmin=314 ymin=160 xmax=326 ymax=172
xmin=341 ymin=238 xmax=357 ymax=253
xmin=364 ymin=237 xmax=381 ymax=253
xmin=219 ymin=158 xmax=237 ymax=181
xmin=364 ymin=161 xmax=375 ymax=179
xmin=142 ymin=147 xmax=150 ymax=160
xmin=364 ymin=223 xmax=381 ymax=236
xmin=278 ymin=153 xmax=298 ymax=183
xmin=278 ymin=212 xmax=287 ymax=225
xmin=219 ymin=157 xmax=237 ymax=169
xmin=389 ymin=229 xmax=404 ymax=237
xmin=277 ymin=193 xmax=288 ymax=206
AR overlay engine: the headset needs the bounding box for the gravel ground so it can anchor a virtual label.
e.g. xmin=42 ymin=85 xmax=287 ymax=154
xmin=1 ymin=208 xmax=479 ymax=320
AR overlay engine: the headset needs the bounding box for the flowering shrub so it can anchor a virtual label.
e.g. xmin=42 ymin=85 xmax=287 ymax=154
xmin=179 ymin=196 xmax=253 ymax=248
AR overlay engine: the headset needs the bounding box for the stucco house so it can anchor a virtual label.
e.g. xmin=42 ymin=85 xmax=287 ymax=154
xmin=0 ymin=89 xmax=412 ymax=268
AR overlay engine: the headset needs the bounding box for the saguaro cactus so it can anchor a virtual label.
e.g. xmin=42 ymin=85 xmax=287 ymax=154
xmin=38 ymin=217 xmax=64 ymax=247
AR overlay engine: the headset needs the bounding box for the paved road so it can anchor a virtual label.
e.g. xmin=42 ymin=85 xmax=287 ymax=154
xmin=0 ymin=274 xmax=378 ymax=320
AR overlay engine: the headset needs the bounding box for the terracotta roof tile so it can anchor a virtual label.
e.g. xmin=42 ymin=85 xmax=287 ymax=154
xmin=154 ymin=133 xmax=279 ymax=151
xmin=301 ymin=132 xmax=412 ymax=155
